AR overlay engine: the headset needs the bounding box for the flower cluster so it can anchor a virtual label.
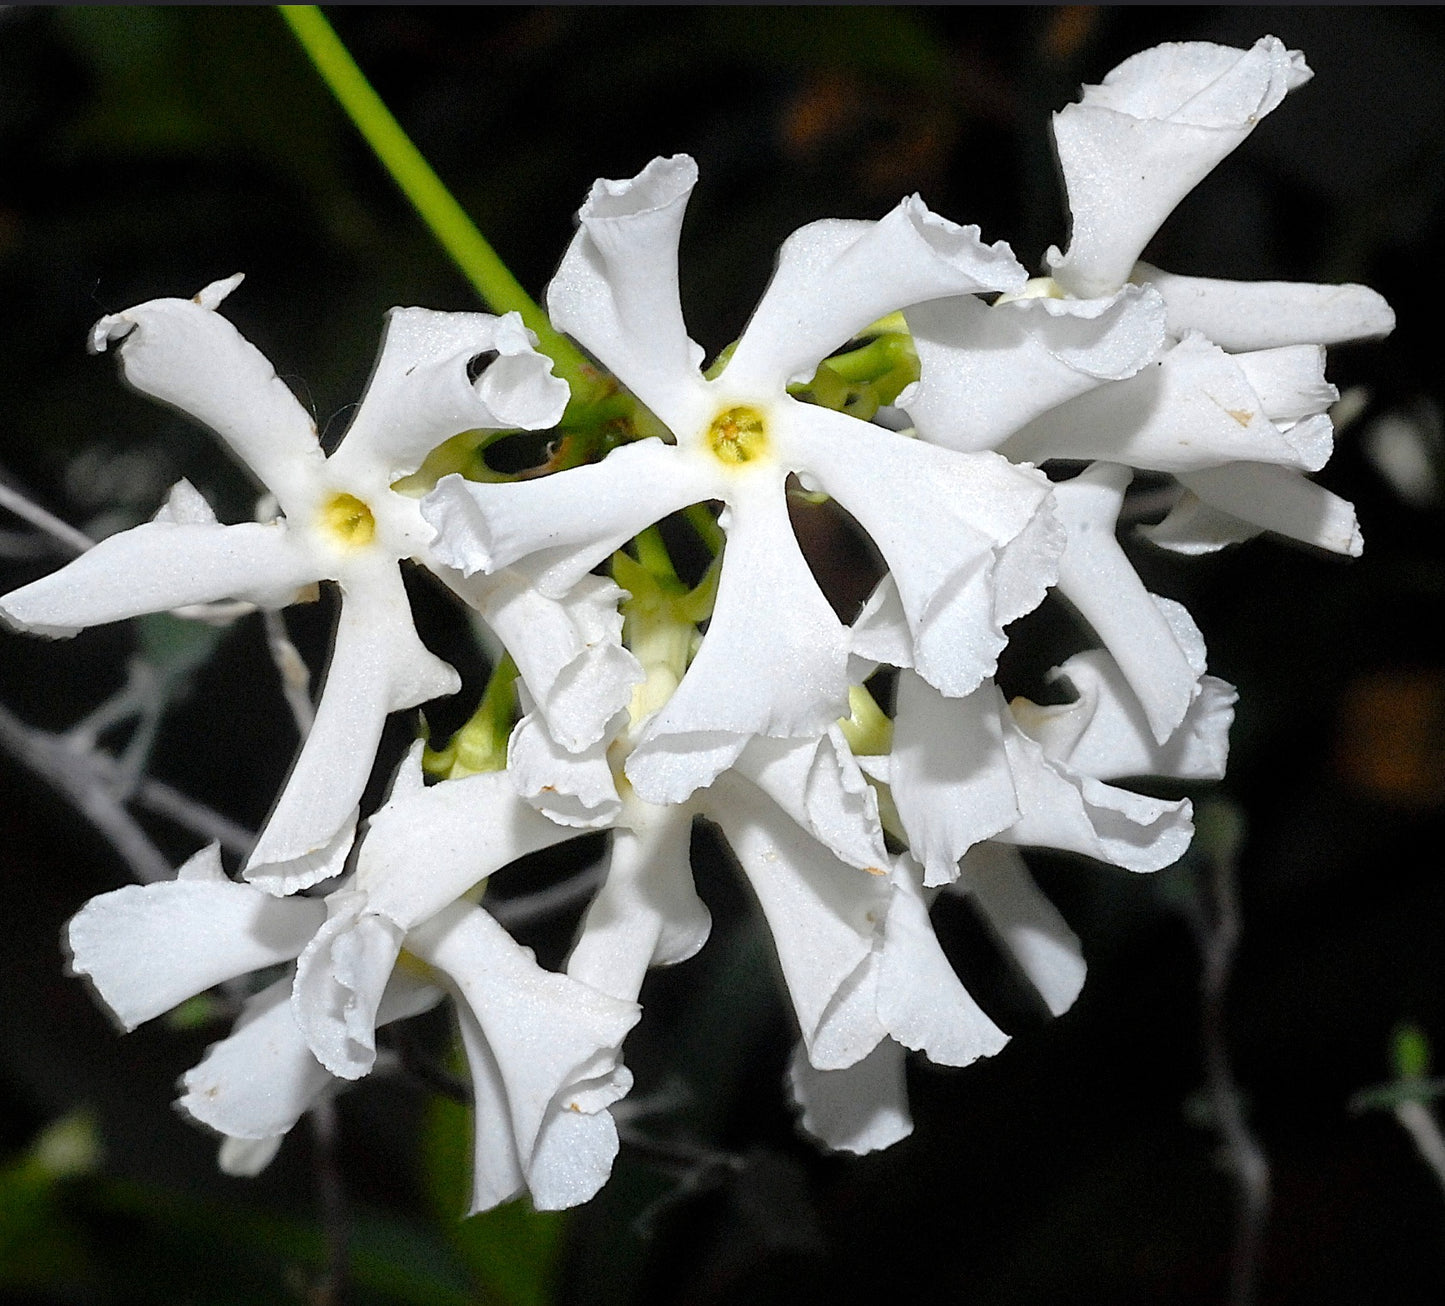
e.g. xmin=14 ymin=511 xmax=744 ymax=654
xmin=2 ymin=38 xmax=1392 ymax=1212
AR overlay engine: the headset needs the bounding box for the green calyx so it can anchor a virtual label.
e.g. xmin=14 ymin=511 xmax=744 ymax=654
xmin=789 ymin=329 xmax=919 ymax=421
xmin=423 ymin=656 xmax=519 ymax=780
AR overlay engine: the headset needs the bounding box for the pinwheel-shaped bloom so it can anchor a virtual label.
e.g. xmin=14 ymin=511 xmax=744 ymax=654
xmin=66 ymin=842 xmax=640 ymax=1212
xmin=897 ymin=39 xmax=1391 ymax=737
xmin=65 ymin=845 xmax=436 ymax=1174
xmin=297 ymin=718 xmax=1007 ymax=1161
xmin=858 ymin=620 xmax=1234 ymax=889
xmin=790 ymin=645 xmax=1236 ymax=1156
xmin=422 ymin=155 xmax=1061 ymax=805
xmin=0 ymin=277 xmax=642 ymax=893
xmin=904 ymin=37 xmax=1392 ymax=551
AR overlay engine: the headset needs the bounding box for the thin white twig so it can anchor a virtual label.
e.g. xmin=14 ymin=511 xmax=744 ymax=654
xmin=308 ymin=1096 xmax=350 ymax=1306
xmin=0 ymin=700 xmax=254 ymax=873
xmin=263 ymin=609 xmax=314 ymax=736
xmin=0 ymin=478 xmax=93 ymax=556
xmin=1183 ymin=816 xmax=1271 ymax=1306
xmin=1 ymin=700 xmax=172 ymax=882
xmin=1394 ymin=1100 xmax=1445 ymax=1201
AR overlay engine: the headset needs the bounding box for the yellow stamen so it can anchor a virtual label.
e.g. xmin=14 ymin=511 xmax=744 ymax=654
xmin=705 ymin=405 xmax=769 ymax=466
xmin=319 ymin=491 xmax=376 ymax=548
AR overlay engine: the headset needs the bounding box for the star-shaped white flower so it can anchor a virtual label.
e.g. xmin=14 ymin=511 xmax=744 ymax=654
xmin=65 ymin=844 xmax=441 ymax=1168
xmin=902 ymin=38 xmax=1390 ymax=566
xmin=0 ymin=278 xmax=644 ymax=893
xmin=66 ymin=839 xmax=639 ymax=1213
xmin=422 ymin=155 xmax=1062 ymax=804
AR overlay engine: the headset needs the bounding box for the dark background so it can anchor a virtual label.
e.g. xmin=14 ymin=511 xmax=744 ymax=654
xmin=2 ymin=7 xmax=1443 ymax=1304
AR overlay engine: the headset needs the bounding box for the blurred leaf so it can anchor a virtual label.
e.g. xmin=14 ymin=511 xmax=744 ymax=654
xmin=0 ymin=1112 xmax=101 ymax=1293
xmin=698 ymin=6 xmax=952 ymax=88
xmin=95 ymin=1176 xmax=479 ymax=1306
xmin=55 ymin=7 xmax=369 ymax=240
xmin=136 ymin=610 xmax=227 ymax=671
xmin=56 ymin=7 xmax=214 ymax=153
xmin=422 ymin=1090 xmax=567 ymax=1306
xmin=1395 ymin=1023 xmax=1433 ymax=1081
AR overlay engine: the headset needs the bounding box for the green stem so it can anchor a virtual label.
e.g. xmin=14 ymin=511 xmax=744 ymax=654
xmin=277 ymin=5 xmax=597 ymax=400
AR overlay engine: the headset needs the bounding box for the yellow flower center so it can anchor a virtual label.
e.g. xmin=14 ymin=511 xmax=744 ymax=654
xmin=319 ymin=491 xmax=376 ymax=549
xmin=705 ymin=405 xmax=769 ymax=466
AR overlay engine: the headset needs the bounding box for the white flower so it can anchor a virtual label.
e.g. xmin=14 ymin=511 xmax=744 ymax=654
xmin=292 ymin=745 xmax=581 ymax=1080
xmin=0 ymin=277 xmax=630 ymax=893
xmin=788 ymin=1038 xmax=913 ymax=1156
xmin=64 ymin=843 xmax=443 ymax=1166
xmin=300 ymin=712 xmax=1004 ymax=1125
xmin=903 ymin=38 xmax=1389 ymax=562
xmin=67 ymin=834 xmax=637 ymax=1212
xmin=1046 ymin=37 xmax=1313 ymax=299
xmin=402 ymin=899 xmax=641 ymax=1214
xmin=868 ymin=668 xmax=1199 ymax=885
xmin=901 ymin=281 xmax=1169 ymax=453
xmin=422 ymin=155 xmax=1062 ymax=805
xmin=866 ymin=640 xmax=1232 ymax=996
xmin=789 ymin=644 xmax=1237 ymax=1151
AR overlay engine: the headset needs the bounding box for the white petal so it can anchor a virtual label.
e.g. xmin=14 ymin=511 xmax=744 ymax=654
xmin=453 ymin=999 xmax=526 ymax=1211
xmin=1136 ymin=491 xmax=1262 ymax=555
xmin=954 ymin=843 xmax=1086 ymax=1017
xmin=888 ymin=673 xmax=1018 ymax=887
xmin=245 ymin=562 xmax=459 ymax=892
xmin=357 ymin=766 xmax=577 ymax=927
xmin=1023 ymin=648 xmax=1236 ymax=782
xmin=1052 ymin=463 xmax=1204 ymax=742
xmin=626 ymin=476 xmax=849 ymax=803
xmin=507 ymin=709 xmax=622 ymax=829
xmin=421 ymin=439 xmax=714 ymax=595
xmin=996 ymin=719 xmax=1194 ymax=873
xmin=0 ymin=520 xmax=314 ymax=638
xmin=1048 ymin=38 xmax=1310 ymax=298
xmin=1002 ymin=334 xmax=1327 ymax=473
xmin=545 ymin=155 xmax=707 ymax=426
xmin=525 ymin=1095 xmax=625 ymax=1212
xmin=790 ymin=405 xmax=1059 ymax=696
xmin=331 ymin=309 xmax=567 ymax=482
xmin=1233 ymin=345 xmax=1336 ymax=424
xmin=567 ymin=800 xmax=709 ymax=1001
xmin=1172 ymin=462 xmax=1363 ymax=556
xmin=406 ymin=901 xmax=639 ymax=1214
xmin=904 ymin=284 xmax=1167 ymax=451
xmin=449 ymin=566 xmax=642 ymax=752
xmin=182 ymin=969 xmax=440 ymax=1142
xmin=65 ymin=848 xmax=326 ymax=1031
xmin=848 ymin=576 xmax=913 ymax=672
xmin=90 ymin=278 xmax=325 ymax=514
xmin=704 ymin=772 xmax=889 ymax=1069
xmin=788 ymin=1039 xmax=912 ymax=1156
xmin=1133 ymin=262 xmax=1396 ymax=350
xmin=734 ymin=727 xmax=890 ymax=876
xmin=724 ymin=198 xmax=1025 ymax=394
xmin=152 ymin=478 xmax=218 ymax=525
xmin=293 ymin=765 xmax=579 ymax=1076
xmin=291 ymin=890 xmax=404 ymax=1078
xmin=218 ymin=1135 xmax=283 ymax=1178
xmin=876 ymin=861 xmax=1008 ymax=1066
xmin=179 ymin=976 xmax=332 ymax=1139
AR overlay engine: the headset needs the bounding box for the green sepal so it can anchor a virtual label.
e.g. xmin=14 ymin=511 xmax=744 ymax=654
xmin=423 ymin=657 xmax=518 ymax=780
